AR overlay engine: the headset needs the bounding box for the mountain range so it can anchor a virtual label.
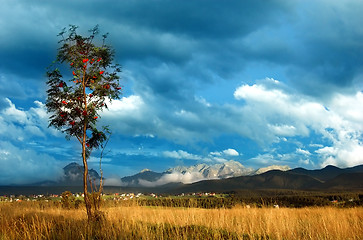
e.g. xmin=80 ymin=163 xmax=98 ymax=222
xmin=119 ymin=161 xmax=363 ymax=192
xmin=33 ymin=161 xmax=363 ymax=193
xmin=120 ymin=160 xmax=290 ymax=187
xmin=174 ymin=168 xmax=363 ymax=194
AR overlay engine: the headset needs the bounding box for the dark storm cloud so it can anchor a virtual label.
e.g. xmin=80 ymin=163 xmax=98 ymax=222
xmin=0 ymin=0 xmax=291 ymax=80
xmin=288 ymin=2 xmax=363 ymax=96
xmin=2 ymin=0 xmax=361 ymax=98
xmin=0 ymin=2 xmax=58 ymax=75
xmin=33 ymin=0 xmax=289 ymax=39
xmin=114 ymin=0 xmax=363 ymax=98
xmin=2 ymin=0 xmax=362 ymax=138
xmin=238 ymin=0 xmax=363 ymax=96
xmin=98 ymin=0 xmax=289 ymax=39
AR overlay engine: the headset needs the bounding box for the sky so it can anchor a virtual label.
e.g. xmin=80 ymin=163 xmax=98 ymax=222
xmin=0 ymin=0 xmax=363 ymax=185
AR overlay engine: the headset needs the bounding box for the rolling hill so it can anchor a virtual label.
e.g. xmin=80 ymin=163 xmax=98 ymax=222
xmin=170 ymin=165 xmax=363 ymax=193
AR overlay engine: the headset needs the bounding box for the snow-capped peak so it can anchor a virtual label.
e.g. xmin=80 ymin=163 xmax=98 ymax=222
xmin=254 ymin=165 xmax=291 ymax=175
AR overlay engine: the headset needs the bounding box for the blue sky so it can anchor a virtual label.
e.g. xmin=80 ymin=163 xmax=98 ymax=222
xmin=1 ymin=0 xmax=363 ymax=185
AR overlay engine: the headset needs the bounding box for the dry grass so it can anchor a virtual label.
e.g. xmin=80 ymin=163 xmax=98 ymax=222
xmin=1 ymin=201 xmax=362 ymax=239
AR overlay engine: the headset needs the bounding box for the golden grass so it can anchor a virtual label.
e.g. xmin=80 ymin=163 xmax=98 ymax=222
xmin=1 ymin=202 xmax=362 ymax=239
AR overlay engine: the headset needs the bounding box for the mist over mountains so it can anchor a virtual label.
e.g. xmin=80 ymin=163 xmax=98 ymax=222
xmin=117 ymin=161 xmax=363 ymax=192
xmin=120 ymin=160 xmax=290 ymax=187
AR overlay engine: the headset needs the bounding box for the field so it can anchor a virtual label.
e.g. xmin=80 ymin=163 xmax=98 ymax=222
xmin=1 ymin=200 xmax=362 ymax=239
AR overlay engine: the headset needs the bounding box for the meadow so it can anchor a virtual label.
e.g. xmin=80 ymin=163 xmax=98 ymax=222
xmin=1 ymin=200 xmax=362 ymax=239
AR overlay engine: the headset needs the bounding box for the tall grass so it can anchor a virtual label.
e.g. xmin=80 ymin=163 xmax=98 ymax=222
xmin=1 ymin=201 xmax=362 ymax=239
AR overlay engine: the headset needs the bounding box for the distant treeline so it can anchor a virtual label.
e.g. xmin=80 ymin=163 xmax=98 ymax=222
xmin=117 ymin=193 xmax=363 ymax=209
xmin=3 ymin=189 xmax=363 ymax=209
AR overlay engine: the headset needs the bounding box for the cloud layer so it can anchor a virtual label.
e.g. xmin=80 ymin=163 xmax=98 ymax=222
xmin=0 ymin=1 xmax=362 ymax=184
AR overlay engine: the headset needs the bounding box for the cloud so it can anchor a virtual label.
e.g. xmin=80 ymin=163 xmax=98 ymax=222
xmin=233 ymin=79 xmax=363 ymax=167
xmin=211 ymin=149 xmax=239 ymax=157
xmin=104 ymin=177 xmax=123 ymax=186
xmin=138 ymin=171 xmax=206 ymax=187
xmin=0 ymin=98 xmax=56 ymax=141
xmin=101 ymin=95 xmax=150 ymax=136
xmin=233 ymin=79 xmax=333 ymax=139
xmin=2 ymin=98 xmax=28 ymax=124
xmin=163 ymin=150 xmax=201 ymax=161
xmin=0 ymin=0 xmax=362 ymax=185
xmin=296 ymin=148 xmax=311 ymax=156
xmin=100 ymin=75 xmax=363 ymax=168
xmin=237 ymin=1 xmax=363 ymax=96
xmin=94 ymin=0 xmax=290 ymax=40
xmin=223 ymin=148 xmax=239 ymax=156
xmin=162 ymin=148 xmax=241 ymax=164
xmin=0 ymin=98 xmax=82 ymax=178
xmin=234 ymin=78 xmax=287 ymax=103
xmin=315 ymin=133 xmax=363 ymax=168
xmin=1 ymin=0 xmax=362 ymax=98
xmin=0 ymin=141 xmax=63 ymax=185
xmin=268 ymin=124 xmax=297 ymax=137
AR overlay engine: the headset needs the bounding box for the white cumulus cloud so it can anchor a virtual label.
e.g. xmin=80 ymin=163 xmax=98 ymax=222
xmin=0 ymin=141 xmax=63 ymax=185
xmin=223 ymin=148 xmax=239 ymax=156
xmin=163 ymin=150 xmax=201 ymax=160
xmin=233 ymin=79 xmax=363 ymax=167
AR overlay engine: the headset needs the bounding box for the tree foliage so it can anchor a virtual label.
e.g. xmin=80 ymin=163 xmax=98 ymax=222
xmin=46 ymin=25 xmax=121 ymax=221
xmin=46 ymin=25 xmax=121 ymax=156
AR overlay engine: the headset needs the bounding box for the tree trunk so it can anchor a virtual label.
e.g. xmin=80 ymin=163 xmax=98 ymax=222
xmin=82 ymin=141 xmax=92 ymax=221
xmin=81 ymin=62 xmax=93 ymax=222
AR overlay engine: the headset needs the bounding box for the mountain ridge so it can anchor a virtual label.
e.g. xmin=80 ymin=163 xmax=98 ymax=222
xmin=120 ymin=160 xmax=292 ymax=187
xmin=170 ymin=167 xmax=363 ymax=194
xmin=288 ymin=164 xmax=363 ymax=182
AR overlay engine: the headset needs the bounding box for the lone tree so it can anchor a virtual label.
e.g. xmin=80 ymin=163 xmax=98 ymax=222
xmin=46 ymin=25 xmax=121 ymax=221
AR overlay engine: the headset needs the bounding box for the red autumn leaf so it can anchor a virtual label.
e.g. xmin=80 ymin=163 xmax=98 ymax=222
xmin=69 ymin=121 xmax=75 ymax=126
xmin=89 ymin=94 xmax=93 ymax=97
xmin=86 ymin=143 xmax=90 ymax=148
xmin=116 ymin=87 xmax=121 ymax=90
xmin=58 ymin=82 xmax=64 ymax=88
xmin=70 ymin=62 xmax=74 ymax=66
xmin=93 ymin=76 xmax=97 ymax=79
xmin=83 ymin=59 xmax=89 ymax=63
xmin=82 ymin=111 xmax=87 ymax=116
xmin=97 ymin=58 xmax=102 ymax=62
xmin=94 ymin=116 xmax=98 ymax=119
xmin=72 ymin=71 xmax=76 ymax=75
xmin=99 ymin=71 xmax=104 ymax=74
xmin=62 ymin=100 xmax=67 ymax=105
